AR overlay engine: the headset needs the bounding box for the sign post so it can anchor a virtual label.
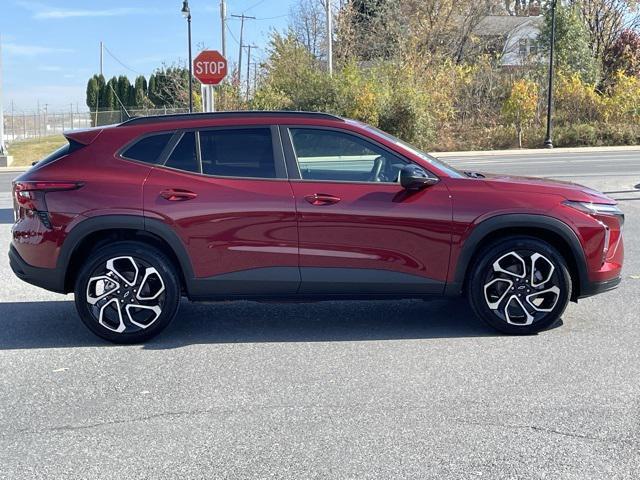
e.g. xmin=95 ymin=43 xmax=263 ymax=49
xmin=193 ymin=50 xmax=227 ymax=113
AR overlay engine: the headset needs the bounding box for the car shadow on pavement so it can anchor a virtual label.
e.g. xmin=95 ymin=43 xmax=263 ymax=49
xmin=0 ymin=298 xmax=515 ymax=350
xmin=0 ymin=208 xmax=14 ymax=224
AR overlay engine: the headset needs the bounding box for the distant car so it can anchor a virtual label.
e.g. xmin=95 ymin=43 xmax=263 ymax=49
xmin=9 ymin=112 xmax=624 ymax=343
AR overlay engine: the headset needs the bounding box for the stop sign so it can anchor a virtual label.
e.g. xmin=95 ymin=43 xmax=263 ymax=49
xmin=193 ymin=50 xmax=227 ymax=85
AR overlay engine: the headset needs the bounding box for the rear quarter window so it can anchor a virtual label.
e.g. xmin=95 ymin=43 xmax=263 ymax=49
xmin=121 ymin=133 xmax=173 ymax=164
xmin=31 ymin=141 xmax=83 ymax=170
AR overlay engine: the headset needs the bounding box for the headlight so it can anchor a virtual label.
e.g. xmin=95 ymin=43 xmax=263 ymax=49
xmin=562 ymin=201 xmax=624 ymax=225
xmin=563 ymin=201 xmax=624 ymax=265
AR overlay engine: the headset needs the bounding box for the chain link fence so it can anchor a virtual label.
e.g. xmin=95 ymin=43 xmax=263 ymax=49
xmin=92 ymin=107 xmax=190 ymax=128
xmin=3 ymin=108 xmax=190 ymax=143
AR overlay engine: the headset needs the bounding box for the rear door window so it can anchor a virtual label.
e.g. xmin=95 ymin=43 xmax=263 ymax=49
xmin=199 ymin=128 xmax=276 ymax=178
xmin=121 ymin=133 xmax=173 ymax=164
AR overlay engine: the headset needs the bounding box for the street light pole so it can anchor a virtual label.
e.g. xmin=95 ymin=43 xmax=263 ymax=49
xmin=182 ymin=0 xmax=193 ymax=113
xmin=0 ymin=33 xmax=6 ymax=155
xmin=544 ymin=0 xmax=557 ymax=149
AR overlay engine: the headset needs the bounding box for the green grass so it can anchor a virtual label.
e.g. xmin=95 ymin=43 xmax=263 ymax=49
xmin=7 ymin=135 xmax=67 ymax=167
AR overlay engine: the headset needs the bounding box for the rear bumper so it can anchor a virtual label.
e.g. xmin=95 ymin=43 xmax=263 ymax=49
xmin=578 ymin=276 xmax=622 ymax=299
xmin=9 ymin=244 xmax=66 ymax=293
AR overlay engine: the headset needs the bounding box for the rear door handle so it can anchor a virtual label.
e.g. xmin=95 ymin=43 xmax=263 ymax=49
xmin=160 ymin=189 xmax=198 ymax=201
xmin=304 ymin=193 xmax=341 ymax=206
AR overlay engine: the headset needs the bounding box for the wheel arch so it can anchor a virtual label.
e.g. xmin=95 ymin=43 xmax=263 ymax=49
xmin=60 ymin=215 xmax=194 ymax=294
xmin=446 ymin=214 xmax=588 ymax=301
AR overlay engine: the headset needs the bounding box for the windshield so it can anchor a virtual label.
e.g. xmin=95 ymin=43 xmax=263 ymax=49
xmin=355 ymin=122 xmax=465 ymax=178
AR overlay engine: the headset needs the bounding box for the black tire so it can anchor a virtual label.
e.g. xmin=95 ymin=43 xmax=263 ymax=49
xmin=467 ymin=236 xmax=572 ymax=335
xmin=74 ymin=241 xmax=181 ymax=343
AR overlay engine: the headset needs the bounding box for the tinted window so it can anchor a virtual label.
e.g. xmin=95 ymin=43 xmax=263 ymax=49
xmin=165 ymin=132 xmax=199 ymax=173
xmin=199 ymin=128 xmax=275 ymax=178
xmin=32 ymin=144 xmax=70 ymax=169
xmin=122 ymin=133 xmax=172 ymax=164
xmin=289 ymin=128 xmax=406 ymax=183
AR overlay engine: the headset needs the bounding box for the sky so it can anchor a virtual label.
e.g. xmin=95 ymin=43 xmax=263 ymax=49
xmin=0 ymin=0 xmax=294 ymax=113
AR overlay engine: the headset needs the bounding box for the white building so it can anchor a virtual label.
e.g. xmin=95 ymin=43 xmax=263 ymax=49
xmin=472 ymin=15 xmax=545 ymax=67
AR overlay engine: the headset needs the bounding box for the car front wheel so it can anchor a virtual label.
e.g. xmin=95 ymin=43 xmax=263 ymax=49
xmin=74 ymin=241 xmax=181 ymax=343
xmin=468 ymin=236 xmax=572 ymax=335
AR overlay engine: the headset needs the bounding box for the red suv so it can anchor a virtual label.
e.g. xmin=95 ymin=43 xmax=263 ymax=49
xmin=9 ymin=112 xmax=624 ymax=343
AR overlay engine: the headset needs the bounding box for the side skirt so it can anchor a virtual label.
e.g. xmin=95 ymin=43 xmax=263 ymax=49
xmin=186 ymin=266 xmax=447 ymax=301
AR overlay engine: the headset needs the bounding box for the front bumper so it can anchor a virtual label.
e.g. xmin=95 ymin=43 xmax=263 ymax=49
xmin=9 ymin=244 xmax=66 ymax=293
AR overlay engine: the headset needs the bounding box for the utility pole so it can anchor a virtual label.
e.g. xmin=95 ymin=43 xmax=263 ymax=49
xmin=99 ymin=41 xmax=104 ymax=76
xmin=325 ymin=0 xmax=333 ymax=75
xmin=245 ymin=44 xmax=257 ymax=100
xmin=231 ymin=14 xmax=255 ymax=87
xmin=220 ymin=0 xmax=226 ymax=58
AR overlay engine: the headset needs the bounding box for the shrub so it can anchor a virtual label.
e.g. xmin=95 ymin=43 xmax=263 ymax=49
xmin=554 ymin=72 xmax=604 ymax=124
xmin=554 ymin=123 xmax=640 ymax=147
xmin=604 ymin=71 xmax=640 ymax=123
xmin=502 ymin=79 xmax=539 ymax=148
xmin=333 ymin=61 xmax=380 ymax=125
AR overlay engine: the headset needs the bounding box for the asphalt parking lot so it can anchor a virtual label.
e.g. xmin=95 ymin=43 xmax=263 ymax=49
xmin=1 ymin=152 xmax=639 ymax=479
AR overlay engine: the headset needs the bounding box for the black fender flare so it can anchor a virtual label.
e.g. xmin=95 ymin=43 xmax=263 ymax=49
xmin=444 ymin=213 xmax=589 ymax=297
xmin=59 ymin=215 xmax=195 ymax=291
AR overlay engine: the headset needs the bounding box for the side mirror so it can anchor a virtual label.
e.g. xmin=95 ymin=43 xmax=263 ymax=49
xmin=400 ymin=165 xmax=438 ymax=191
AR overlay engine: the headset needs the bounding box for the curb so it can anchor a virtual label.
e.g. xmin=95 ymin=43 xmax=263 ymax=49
xmin=432 ymin=145 xmax=640 ymax=157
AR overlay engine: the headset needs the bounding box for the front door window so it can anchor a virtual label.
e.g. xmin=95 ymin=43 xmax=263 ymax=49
xmin=288 ymin=128 xmax=407 ymax=183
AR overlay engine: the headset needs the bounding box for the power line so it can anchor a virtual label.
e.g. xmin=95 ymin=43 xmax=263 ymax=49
xmin=254 ymin=14 xmax=288 ymax=21
xmin=243 ymin=0 xmax=267 ymax=13
xmin=103 ymin=45 xmax=144 ymax=76
xmin=225 ymin=23 xmax=240 ymax=45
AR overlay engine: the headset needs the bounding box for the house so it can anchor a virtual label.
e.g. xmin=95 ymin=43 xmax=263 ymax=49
xmin=471 ymin=15 xmax=545 ymax=67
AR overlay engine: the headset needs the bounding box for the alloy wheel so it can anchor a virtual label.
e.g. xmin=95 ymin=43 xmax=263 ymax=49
xmin=85 ymin=256 xmax=166 ymax=334
xmin=483 ymin=250 xmax=561 ymax=326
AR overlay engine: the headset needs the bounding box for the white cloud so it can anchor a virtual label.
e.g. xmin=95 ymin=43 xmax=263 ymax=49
xmin=17 ymin=2 xmax=150 ymax=19
xmin=4 ymin=43 xmax=74 ymax=56
xmin=38 ymin=65 xmax=63 ymax=72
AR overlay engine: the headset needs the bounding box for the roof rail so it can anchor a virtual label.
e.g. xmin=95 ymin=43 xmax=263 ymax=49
xmin=118 ymin=110 xmax=344 ymax=127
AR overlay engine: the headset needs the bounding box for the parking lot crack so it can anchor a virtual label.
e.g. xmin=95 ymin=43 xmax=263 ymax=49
xmin=454 ymin=418 xmax=617 ymax=443
xmin=11 ymin=407 xmax=220 ymax=436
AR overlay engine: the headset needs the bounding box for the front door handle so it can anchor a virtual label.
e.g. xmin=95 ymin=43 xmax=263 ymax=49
xmin=304 ymin=193 xmax=341 ymax=206
xmin=160 ymin=189 xmax=198 ymax=201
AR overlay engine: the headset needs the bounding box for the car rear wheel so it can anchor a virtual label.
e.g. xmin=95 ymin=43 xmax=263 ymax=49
xmin=74 ymin=241 xmax=181 ymax=343
xmin=468 ymin=236 xmax=572 ymax=335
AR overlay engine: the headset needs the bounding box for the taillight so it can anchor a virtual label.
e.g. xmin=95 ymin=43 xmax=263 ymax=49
xmin=13 ymin=181 xmax=83 ymax=228
xmin=14 ymin=181 xmax=83 ymax=193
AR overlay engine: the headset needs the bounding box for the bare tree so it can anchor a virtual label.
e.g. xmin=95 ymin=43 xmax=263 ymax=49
xmin=568 ymin=0 xmax=640 ymax=63
xmin=290 ymin=0 xmax=327 ymax=59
